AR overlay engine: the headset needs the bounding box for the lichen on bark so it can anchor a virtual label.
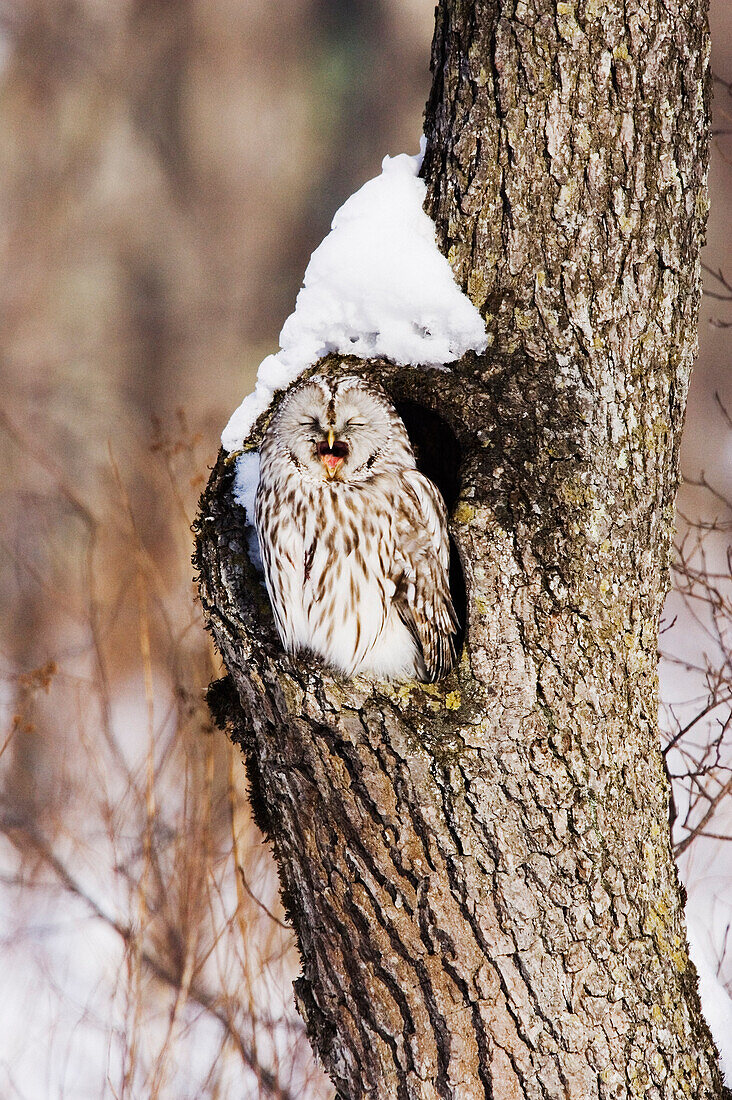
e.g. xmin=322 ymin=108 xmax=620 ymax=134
xmin=195 ymin=0 xmax=727 ymax=1097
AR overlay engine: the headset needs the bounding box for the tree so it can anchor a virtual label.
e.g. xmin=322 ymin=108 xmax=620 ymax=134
xmin=195 ymin=0 xmax=728 ymax=1096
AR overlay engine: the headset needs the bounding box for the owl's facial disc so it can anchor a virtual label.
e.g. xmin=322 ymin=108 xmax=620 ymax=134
xmin=271 ymin=376 xmax=409 ymax=485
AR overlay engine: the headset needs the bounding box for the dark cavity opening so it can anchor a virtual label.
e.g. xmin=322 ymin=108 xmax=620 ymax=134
xmin=395 ymin=400 xmax=467 ymax=659
xmin=396 ymin=400 xmax=461 ymax=510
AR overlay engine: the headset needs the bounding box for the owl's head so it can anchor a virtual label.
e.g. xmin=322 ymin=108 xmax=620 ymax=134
xmin=267 ymin=374 xmax=413 ymax=484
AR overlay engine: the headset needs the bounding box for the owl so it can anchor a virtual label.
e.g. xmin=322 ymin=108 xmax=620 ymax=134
xmin=254 ymin=374 xmax=458 ymax=682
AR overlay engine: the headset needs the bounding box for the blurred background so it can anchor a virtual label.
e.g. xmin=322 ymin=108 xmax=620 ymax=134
xmin=0 ymin=1 xmax=730 ymax=1096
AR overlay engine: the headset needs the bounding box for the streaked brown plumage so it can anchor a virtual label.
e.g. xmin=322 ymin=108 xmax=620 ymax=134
xmin=255 ymin=374 xmax=458 ymax=681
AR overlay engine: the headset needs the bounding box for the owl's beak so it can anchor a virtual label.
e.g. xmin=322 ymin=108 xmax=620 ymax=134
xmin=317 ymin=431 xmax=348 ymax=478
xmin=322 ymin=453 xmax=343 ymax=478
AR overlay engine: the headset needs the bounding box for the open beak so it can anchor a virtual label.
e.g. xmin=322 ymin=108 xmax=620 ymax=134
xmin=318 ymin=431 xmax=348 ymax=479
xmin=322 ymin=452 xmax=343 ymax=479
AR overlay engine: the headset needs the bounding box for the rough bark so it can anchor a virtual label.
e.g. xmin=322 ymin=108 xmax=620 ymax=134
xmin=195 ymin=1 xmax=726 ymax=1097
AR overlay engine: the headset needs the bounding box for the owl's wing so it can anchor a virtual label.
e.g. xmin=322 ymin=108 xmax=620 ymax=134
xmin=393 ymin=469 xmax=458 ymax=682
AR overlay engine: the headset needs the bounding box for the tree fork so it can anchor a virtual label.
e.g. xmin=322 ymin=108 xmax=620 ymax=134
xmin=195 ymin=0 xmax=727 ymax=1097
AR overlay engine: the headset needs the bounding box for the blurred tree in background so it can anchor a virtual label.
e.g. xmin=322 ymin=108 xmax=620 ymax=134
xmin=0 ymin=2 xmax=433 ymax=1095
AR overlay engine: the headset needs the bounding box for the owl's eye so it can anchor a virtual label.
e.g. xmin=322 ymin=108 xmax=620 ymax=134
xmin=299 ymin=418 xmax=321 ymax=431
xmin=344 ymin=419 xmax=367 ymax=430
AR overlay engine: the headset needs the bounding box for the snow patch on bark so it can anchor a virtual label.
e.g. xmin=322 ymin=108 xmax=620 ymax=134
xmin=221 ymin=140 xmax=487 ymax=453
xmin=232 ymin=451 xmax=262 ymax=570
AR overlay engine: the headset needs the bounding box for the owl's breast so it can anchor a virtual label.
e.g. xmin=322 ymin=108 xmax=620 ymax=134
xmin=257 ymin=470 xmax=420 ymax=678
xmin=295 ymin=482 xmax=413 ymax=676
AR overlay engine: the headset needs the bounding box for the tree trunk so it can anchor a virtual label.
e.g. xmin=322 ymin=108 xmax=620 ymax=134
xmin=195 ymin=1 xmax=727 ymax=1097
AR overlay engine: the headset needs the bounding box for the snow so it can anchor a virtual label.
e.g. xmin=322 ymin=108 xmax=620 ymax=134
xmin=686 ymin=904 xmax=732 ymax=1085
xmin=232 ymin=451 xmax=263 ymax=570
xmin=221 ymin=139 xmax=487 ymax=454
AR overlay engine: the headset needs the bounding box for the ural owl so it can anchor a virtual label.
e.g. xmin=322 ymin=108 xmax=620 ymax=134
xmin=254 ymin=374 xmax=458 ymax=682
